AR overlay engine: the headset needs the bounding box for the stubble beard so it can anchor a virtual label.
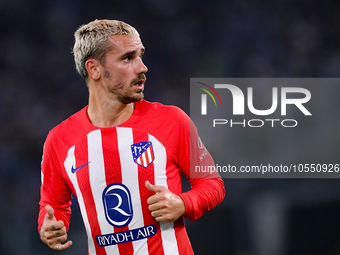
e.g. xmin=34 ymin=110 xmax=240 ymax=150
xmin=105 ymin=72 xmax=146 ymax=104
xmin=117 ymin=89 xmax=144 ymax=104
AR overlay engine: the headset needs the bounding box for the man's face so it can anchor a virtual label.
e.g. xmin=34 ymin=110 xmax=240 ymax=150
xmin=100 ymin=35 xmax=148 ymax=104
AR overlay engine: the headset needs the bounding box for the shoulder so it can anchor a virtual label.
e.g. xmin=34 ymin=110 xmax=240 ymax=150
xmin=133 ymin=100 xmax=191 ymax=141
xmin=45 ymin=107 xmax=89 ymax=147
xmin=136 ymin=100 xmax=189 ymax=122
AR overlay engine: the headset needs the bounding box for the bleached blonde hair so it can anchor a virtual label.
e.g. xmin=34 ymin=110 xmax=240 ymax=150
xmin=73 ymin=19 xmax=139 ymax=78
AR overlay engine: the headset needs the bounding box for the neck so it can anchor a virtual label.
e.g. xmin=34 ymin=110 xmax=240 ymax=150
xmin=87 ymin=90 xmax=135 ymax=128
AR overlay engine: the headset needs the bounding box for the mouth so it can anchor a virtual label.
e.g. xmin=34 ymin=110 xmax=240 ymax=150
xmin=133 ymin=79 xmax=146 ymax=90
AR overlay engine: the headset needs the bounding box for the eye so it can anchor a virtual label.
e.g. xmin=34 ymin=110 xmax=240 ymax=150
xmin=123 ymin=56 xmax=131 ymax=62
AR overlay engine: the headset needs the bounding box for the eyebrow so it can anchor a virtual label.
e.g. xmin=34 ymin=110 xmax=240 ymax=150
xmin=120 ymin=47 xmax=145 ymax=59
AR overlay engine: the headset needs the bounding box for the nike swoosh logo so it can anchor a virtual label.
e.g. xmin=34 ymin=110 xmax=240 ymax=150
xmin=71 ymin=161 xmax=91 ymax=174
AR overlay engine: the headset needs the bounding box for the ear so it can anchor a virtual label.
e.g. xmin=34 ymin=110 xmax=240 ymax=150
xmin=85 ymin=59 xmax=101 ymax=80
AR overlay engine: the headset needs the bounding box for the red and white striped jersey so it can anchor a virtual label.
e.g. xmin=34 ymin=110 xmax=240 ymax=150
xmin=38 ymin=100 xmax=225 ymax=255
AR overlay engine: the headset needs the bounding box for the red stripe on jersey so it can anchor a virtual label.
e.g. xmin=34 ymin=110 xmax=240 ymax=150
xmin=101 ymin=129 xmax=134 ymax=255
xmin=101 ymin=129 xmax=123 ymax=184
xmin=174 ymin=219 xmax=194 ymax=255
xmin=140 ymin=154 xmax=145 ymax=168
xmin=116 ymin=225 xmax=133 ymax=254
xmin=74 ymin=137 xmax=104 ymax=255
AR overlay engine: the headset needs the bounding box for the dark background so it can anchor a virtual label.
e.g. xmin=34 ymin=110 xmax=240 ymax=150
xmin=1 ymin=0 xmax=340 ymax=254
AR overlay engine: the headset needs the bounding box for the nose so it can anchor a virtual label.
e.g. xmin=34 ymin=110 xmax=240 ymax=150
xmin=136 ymin=57 xmax=148 ymax=74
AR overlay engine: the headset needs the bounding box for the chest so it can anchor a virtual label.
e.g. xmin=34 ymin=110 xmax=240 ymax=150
xmin=62 ymin=127 xmax=177 ymax=200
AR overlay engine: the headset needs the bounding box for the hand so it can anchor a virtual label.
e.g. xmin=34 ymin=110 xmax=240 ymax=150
xmin=145 ymin=181 xmax=185 ymax=222
xmin=40 ymin=205 xmax=73 ymax=251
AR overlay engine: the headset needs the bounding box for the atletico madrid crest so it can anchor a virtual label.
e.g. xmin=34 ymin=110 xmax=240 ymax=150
xmin=131 ymin=141 xmax=155 ymax=168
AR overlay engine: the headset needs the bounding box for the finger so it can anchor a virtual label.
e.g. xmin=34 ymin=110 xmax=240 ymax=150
xmin=45 ymin=224 xmax=67 ymax=239
xmin=148 ymin=203 xmax=163 ymax=212
xmin=145 ymin=181 xmax=165 ymax=194
xmin=45 ymin=220 xmax=65 ymax=232
xmin=54 ymin=240 xmax=73 ymax=251
xmin=154 ymin=215 xmax=170 ymax=223
xmin=45 ymin=205 xmax=56 ymax=221
xmin=151 ymin=208 xmax=164 ymax=218
xmin=147 ymin=193 xmax=157 ymax=205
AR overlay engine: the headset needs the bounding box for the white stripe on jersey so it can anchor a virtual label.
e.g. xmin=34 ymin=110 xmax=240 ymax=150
xmin=87 ymin=129 xmax=119 ymax=255
xmin=64 ymin=146 xmax=96 ymax=255
xmin=117 ymin=127 xmax=149 ymax=254
xmin=149 ymin=134 xmax=180 ymax=255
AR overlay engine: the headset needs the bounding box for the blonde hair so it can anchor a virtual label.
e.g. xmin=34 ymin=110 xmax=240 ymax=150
xmin=73 ymin=19 xmax=139 ymax=78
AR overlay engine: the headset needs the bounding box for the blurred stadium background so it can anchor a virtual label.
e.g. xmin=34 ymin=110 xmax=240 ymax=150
xmin=1 ymin=0 xmax=340 ymax=254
